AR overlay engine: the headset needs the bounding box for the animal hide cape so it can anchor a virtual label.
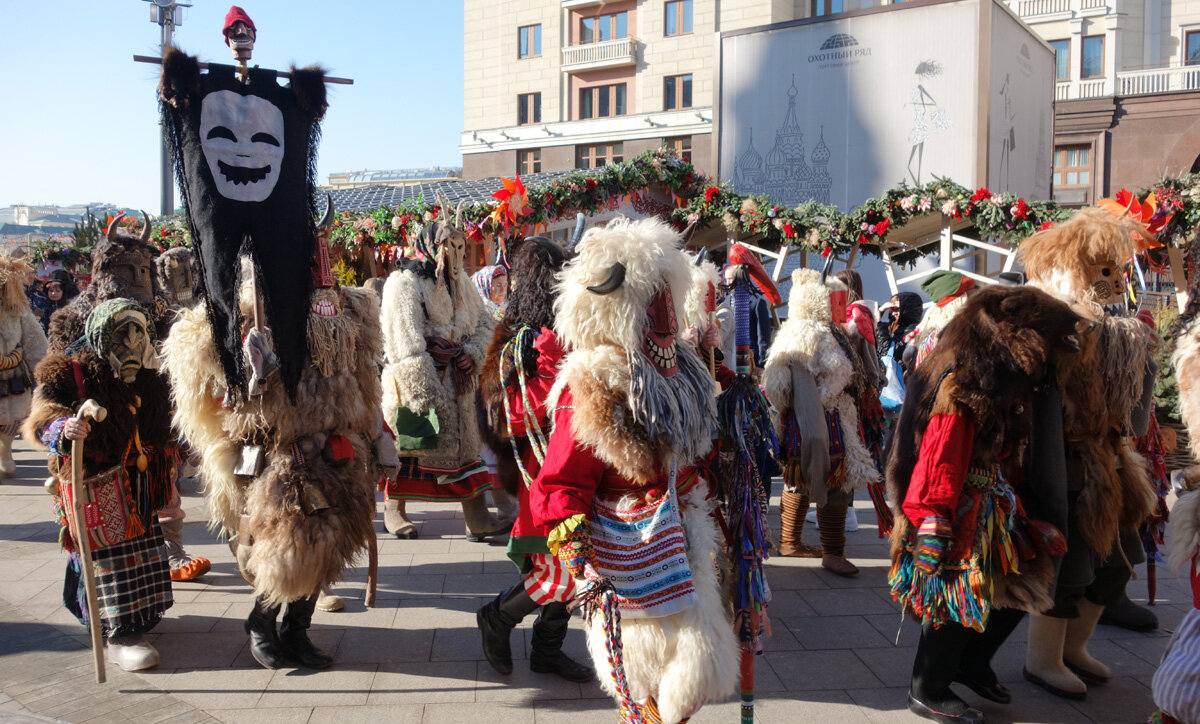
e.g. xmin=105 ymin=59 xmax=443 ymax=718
xmin=762 ymin=268 xmax=877 ymax=493
xmin=161 ymin=284 xmax=381 ymax=605
xmin=160 ymin=46 xmax=327 ymax=400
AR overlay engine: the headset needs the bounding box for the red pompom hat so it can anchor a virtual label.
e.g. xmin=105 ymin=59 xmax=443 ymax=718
xmin=223 ymin=6 xmax=256 ymax=45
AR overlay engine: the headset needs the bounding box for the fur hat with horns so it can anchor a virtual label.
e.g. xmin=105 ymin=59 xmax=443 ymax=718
xmin=554 ymin=217 xmax=693 ymax=354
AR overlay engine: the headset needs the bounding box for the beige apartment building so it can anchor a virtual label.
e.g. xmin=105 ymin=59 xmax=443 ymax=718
xmin=462 ymin=0 xmax=1200 ymax=200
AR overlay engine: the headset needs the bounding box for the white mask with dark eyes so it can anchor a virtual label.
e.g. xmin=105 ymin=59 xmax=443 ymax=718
xmin=199 ymin=90 xmax=285 ymax=202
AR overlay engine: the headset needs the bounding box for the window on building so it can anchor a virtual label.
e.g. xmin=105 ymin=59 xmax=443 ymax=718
xmin=579 ymin=84 xmax=627 ymax=119
xmin=518 ymin=93 xmax=541 ymax=126
xmin=1081 ymin=35 xmax=1104 ymax=79
xmin=1053 ymin=145 xmax=1091 ymax=187
xmin=518 ymin=149 xmax=542 ymax=175
xmin=518 ymin=25 xmax=542 ymax=58
xmin=581 ymin=11 xmax=628 ymax=43
xmin=811 ymin=0 xmax=843 ymax=16
xmin=664 ymin=136 xmax=692 ymax=162
xmin=577 ymin=142 xmax=624 ymax=169
xmin=664 ymin=74 xmax=693 ymax=111
xmin=665 ymin=0 xmax=693 ymax=36
xmin=1187 ymin=31 xmax=1200 ymax=65
xmin=1049 ymin=39 xmax=1070 ymax=81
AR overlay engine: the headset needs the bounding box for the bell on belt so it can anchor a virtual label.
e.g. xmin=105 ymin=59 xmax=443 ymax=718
xmin=137 ymin=453 xmax=149 ymax=472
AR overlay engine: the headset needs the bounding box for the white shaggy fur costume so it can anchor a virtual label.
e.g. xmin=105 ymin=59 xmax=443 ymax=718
xmin=0 ymin=257 xmax=48 ymax=473
xmin=380 ymin=253 xmax=493 ymax=471
xmin=762 ymin=268 xmax=878 ymax=500
xmin=529 ymin=218 xmax=738 ymax=723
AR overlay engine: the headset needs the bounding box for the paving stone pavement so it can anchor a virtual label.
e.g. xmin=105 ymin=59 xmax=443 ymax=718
xmin=0 ymin=438 xmax=1186 ymax=723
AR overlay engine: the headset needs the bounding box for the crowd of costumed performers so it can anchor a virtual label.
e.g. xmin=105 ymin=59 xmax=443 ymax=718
xmin=13 ymin=6 xmax=1200 ymax=721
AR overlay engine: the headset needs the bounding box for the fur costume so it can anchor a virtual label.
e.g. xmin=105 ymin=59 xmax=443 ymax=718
xmin=886 ymin=286 xmax=1088 ymax=627
xmin=478 ymin=237 xmax=564 ymax=502
xmin=380 ymin=219 xmax=495 ymax=499
xmin=162 ymin=281 xmax=381 ymax=606
xmin=0 ymin=257 xmax=48 ymax=436
xmin=47 ymin=220 xmax=168 ymax=353
xmin=763 ymin=268 xmax=877 ymax=497
xmin=1020 ymin=214 xmax=1157 ymax=560
xmin=529 ymin=217 xmax=737 ymax=724
xmin=25 ymin=304 xmax=175 ymax=639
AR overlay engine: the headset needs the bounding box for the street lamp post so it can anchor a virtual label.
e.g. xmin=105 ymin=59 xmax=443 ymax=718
xmin=143 ymin=0 xmax=191 ymax=216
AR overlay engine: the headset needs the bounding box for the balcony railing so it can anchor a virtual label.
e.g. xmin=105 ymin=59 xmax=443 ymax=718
xmin=1056 ymin=65 xmax=1200 ymax=100
xmin=561 ymin=37 xmax=638 ymax=72
xmin=1119 ymin=64 xmax=1200 ymax=94
xmin=1011 ymin=0 xmax=1069 ymax=17
xmin=1005 ymin=0 xmax=1108 ymax=19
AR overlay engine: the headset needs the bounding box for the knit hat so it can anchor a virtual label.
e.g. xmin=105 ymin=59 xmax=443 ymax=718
xmin=83 ymin=298 xmax=160 ymax=376
xmin=223 ymin=6 xmax=256 ymax=44
xmin=921 ymin=270 xmax=974 ymax=307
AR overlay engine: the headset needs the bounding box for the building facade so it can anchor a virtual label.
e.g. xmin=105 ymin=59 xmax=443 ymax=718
xmin=462 ymin=0 xmax=1200 ymax=199
xmin=1007 ymin=0 xmax=1200 ymax=204
xmin=460 ymin=0 xmax=825 ymax=179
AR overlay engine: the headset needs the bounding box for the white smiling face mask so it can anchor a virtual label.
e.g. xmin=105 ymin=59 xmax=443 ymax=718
xmin=199 ymin=90 xmax=285 ymax=202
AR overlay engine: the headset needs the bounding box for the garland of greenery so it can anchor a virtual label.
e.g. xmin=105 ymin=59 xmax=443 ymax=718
xmin=28 ymin=149 xmax=1200 ymax=270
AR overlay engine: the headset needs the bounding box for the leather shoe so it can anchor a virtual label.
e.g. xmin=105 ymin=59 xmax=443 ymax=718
xmin=907 ymin=692 xmax=984 ymax=724
xmin=953 ymin=673 xmax=1011 ymax=704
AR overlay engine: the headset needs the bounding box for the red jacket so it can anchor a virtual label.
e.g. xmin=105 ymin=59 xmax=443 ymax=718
xmin=902 ymin=412 xmax=975 ymax=528
xmin=529 ymin=388 xmax=713 ymax=529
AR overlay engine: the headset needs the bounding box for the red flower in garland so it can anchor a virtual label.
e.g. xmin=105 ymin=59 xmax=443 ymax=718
xmin=1038 ymin=220 xmax=1054 ymax=231
xmin=874 ymin=218 xmax=891 ymax=236
xmin=858 ymin=234 xmax=869 ymax=245
xmin=821 ymin=246 xmax=832 ymax=257
xmin=1010 ymin=198 xmax=1030 ymax=220
xmin=782 ymin=222 xmax=795 ymax=238
xmin=704 ymin=186 xmax=720 ymax=203
xmin=681 ymin=171 xmax=694 ymax=188
xmin=585 ymin=177 xmax=598 ymax=191
xmin=970 ymin=187 xmax=992 ymax=204
xmin=544 ymin=192 xmax=554 ymax=204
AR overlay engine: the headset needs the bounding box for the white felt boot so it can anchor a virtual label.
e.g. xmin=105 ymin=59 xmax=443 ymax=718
xmin=0 ymin=434 xmax=14 ymax=477
xmin=1063 ymin=600 xmax=1112 ymax=684
xmin=108 ymin=637 xmax=160 ymax=671
xmin=1024 ymin=613 xmax=1086 ymax=700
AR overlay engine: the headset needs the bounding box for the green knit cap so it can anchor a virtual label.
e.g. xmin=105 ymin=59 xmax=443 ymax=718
xmin=920 ymin=270 xmax=972 ymax=306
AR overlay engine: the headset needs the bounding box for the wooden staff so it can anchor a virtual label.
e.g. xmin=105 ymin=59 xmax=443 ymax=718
xmin=69 ymin=399 xmax=109 ymax=684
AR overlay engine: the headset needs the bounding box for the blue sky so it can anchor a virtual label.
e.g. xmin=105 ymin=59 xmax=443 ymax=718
xmin=0 ymin=0 xmax=463 ymax=211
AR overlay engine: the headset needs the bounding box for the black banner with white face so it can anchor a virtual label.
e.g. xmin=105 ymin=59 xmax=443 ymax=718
xmin=160 ymin=47 xmax=327 ymax=401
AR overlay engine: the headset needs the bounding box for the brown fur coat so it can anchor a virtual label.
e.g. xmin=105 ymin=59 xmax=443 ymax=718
xmin=885 ymin=286 xmax=1085 ymax=613
xmin=161 ymin=285 xmax=382 ymax=605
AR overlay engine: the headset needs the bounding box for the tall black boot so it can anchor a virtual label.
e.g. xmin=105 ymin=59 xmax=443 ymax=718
xmin=955 ymin=607 xmax=1025 ymax=704
xmin=279 ymin=594 xmax=332 ymax=669
xmin=245 ymin=595 xmax=287 ymax=670
xmin=476 ymin=585 xmax=539 ymax=675
xmin=530 ymin=601 xmax=594 ymax=683
xmin=908 ymin=622 xmax=984 ymax=724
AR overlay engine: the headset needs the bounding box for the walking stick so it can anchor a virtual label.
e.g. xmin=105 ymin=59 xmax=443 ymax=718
xmin=69 ymin=399 xmax=109 ymax=684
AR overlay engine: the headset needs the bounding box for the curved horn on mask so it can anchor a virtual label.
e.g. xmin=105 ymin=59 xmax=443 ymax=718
xmin=455 ymin=201 xmax=466 ymax=229
xmin=139 ymin=210 xmax=153 ymax=243
xmin=106 ymin=212 xmax=127 ymax=243
xmin=567 ymin=213 xmax=587 ymax=254
xmin=693 ymin=246 xmax=708 ymax=267
xmin=819 ymin=250 xmax=835 ymax=284
xmin=681 ymin=220 xmax=700 ymax=244
xmin=435 ymin=191 xmax=453 ymax=225
xmin=586 ymin=262 xmax=626 ymax=295
xmin=318 ymin=193 xmax=335 ymax=230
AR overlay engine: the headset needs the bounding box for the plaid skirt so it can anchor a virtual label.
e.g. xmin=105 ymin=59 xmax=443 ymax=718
xmin=64 ymin=524 xmax=173 ymax=639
